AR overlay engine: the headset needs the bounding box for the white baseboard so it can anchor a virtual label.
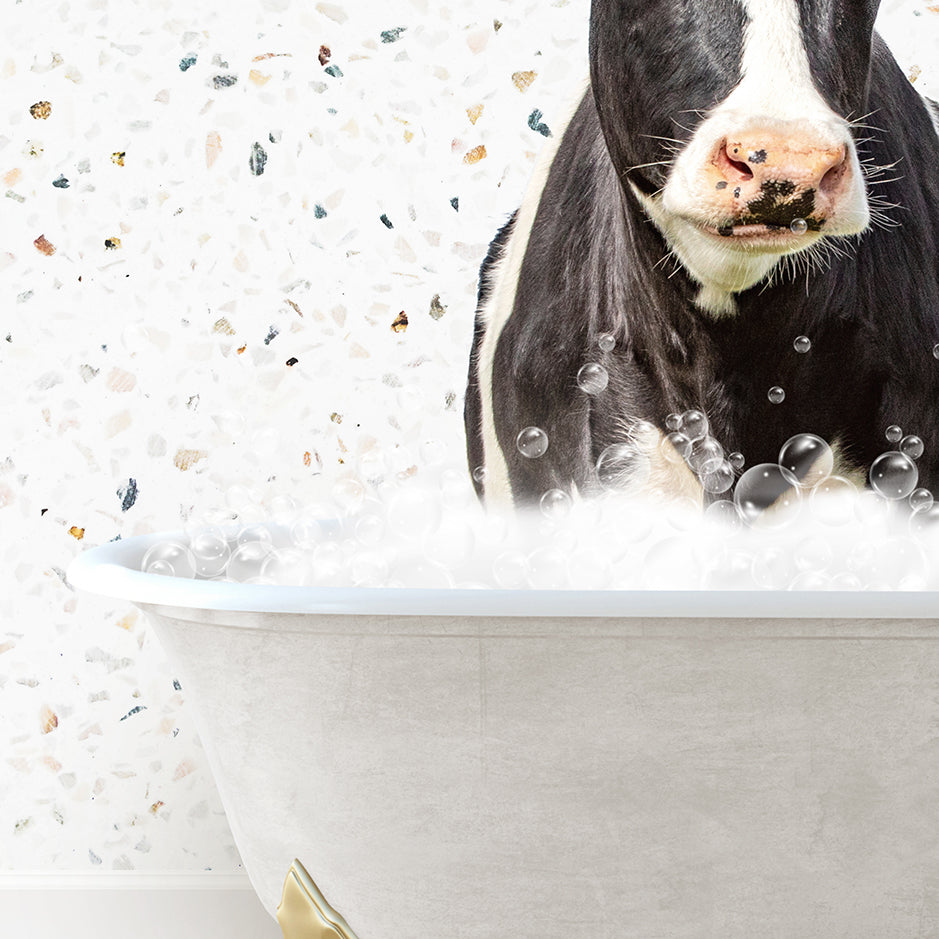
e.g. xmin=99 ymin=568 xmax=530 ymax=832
xmin=0 ymin=872 xmax=282 ymax=939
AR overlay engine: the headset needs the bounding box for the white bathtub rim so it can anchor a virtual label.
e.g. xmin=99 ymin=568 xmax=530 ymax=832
xmin=66 ymin=530 xmax=939 ymax=620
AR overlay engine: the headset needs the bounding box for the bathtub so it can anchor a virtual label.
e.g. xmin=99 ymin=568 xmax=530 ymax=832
xmin=69 ymin=529 xmax=939 ymax=938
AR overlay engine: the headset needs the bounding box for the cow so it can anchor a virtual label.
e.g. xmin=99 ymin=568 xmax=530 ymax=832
xmin=464 ymin=0 xmax=939 ymax=514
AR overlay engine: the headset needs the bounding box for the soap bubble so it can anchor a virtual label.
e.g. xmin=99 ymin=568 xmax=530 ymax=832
xmin=267 ymin=495 xmax=298 ymax=525
xmin=392 ymin=555 xmax=454 ymax=589
xmin=793 ymin=335 xmax=811 ymax=353
xmin=354 ymin=512 xmax=385 ymax=546
xmin=597 ymin=332 xmax=616 ymax=352
xmin=789 ymin=570 xmax=830 ymax=590
xmin=767 ymin=386 xmax=786 ymax=404
xmin=358 ymin=449 xmax=389 ymax=485
xmin=778 ymin=433 xmax=833 ymax=486
xmin=704 ymin=499 xmax=741 ymax=527
xmin=261 ymin=548 xmax=313 ymax=586
xmin=665 ymin=412 xmax=681 ymax=432
xmin=349 ymin=550 xmax=391 ymax=587
xmin=472 ymin=465 xmax=487 ymax=484
xmin=493 ymin=549 xmax=529 ymax=589
xmin=142 ymin=541 xmax=196 ymax=578
xmin=540 ymin=488 xmax=572 ymax=520
xmin=689 ymin=436 xmax=724 ymax=475
xmin=910 ymin=502 xmax=939 ymax=539
xmin=728 ymin=451 xmax=745 ymax=470
xmin=576 ymin=363 xmax=609 ymax=394
xmin=332 ymin=477 xmax=366 ymax=515
xmin=678 ymin=409 xmax=708 ymax=442
xmin=910 ymin=488 xmax=934 ymax=512
xmin=662 ymin=432 xmax=692 ymax=463
xmin=734 ymin=463 xmax=801 ymax=529
xmin=853 ymin=489 xmax=892 ymax=526
xmin=790 ymin=217 xmax=808 ymax=234
xmin=516 ymin=426 xmax=549 ymax=459
xmin=527 ymin=546 xmax=570 ymax=589
xmin=933 ymin=343 xmax=939 ymax=360
xmin=869 ymin=451 xmax=918 ymax=500
xmin=885 ymin=424 xmax=903 ymax=443
xmin=794 ymin=536 xmax=833 ymax=572
xmin=596 ymin=442 xmax=651 ymax=491
xmin=751 ymin=544 xmax=798 ymax=589
xmin=810 ymin=475 xmax=857 ymax=526
xmin=189 ymin=529 xmax=231 ymax=577
xmin=236 ymin=523 xmax=274 ymax=547
xmin=900 ymin=435 xmax=924 ymax=460
xmin=388 ymin=485 xmax=442 ymax=538
xmin=701 ymin=461 xmax=735 ymax=493
xmin=227 ymin=540 xmax=273 ymax=582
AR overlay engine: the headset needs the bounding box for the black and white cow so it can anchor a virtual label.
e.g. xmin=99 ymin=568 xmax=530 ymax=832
xmin=465 ymin=0 xmax=939 ymax=509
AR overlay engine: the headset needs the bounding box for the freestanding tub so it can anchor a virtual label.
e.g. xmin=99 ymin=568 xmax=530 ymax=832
xmin=69 ymin=530 xmax=939 ymax=938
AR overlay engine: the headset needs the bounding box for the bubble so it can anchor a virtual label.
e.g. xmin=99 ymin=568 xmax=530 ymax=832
xmin=267 ymin=494 xmax=298 ymax=525
xmin=794 ymin=536 xmax=832 ymax=572
xmin=597 ymin=332 xmax=616 ymax=352
xmin=540 ymin=488 xmax=572 ymax=520
xmin=793 ymin=335 xmax=811 ymax=353
xmin=733 ymin=463 xmax=801 ymax=529
xmin=900 ymin=435 xmax=924 ymax=460
xmin=576 ymin=363 xmax=610 ymax=394
xmin=689 ymin=436 xmax=724 ymax=475
xmin=704 ymin=499 xmax=741 ymax=527
xmin=260 ymin=548 xmax=313 ymax=586
xmin=885 ymin=424 xmax=903 ymax=443
xmin=661 ymin=432 xmax=692 ymax=463
xmin=665 ymin=412 xmax=681 ymax=432
xmin=702 ymin=460 xmax=735 ymax=493
xmin=472 ymin=465 xmax=488 ymax=484
xmin=349 ymin=550 xmax=391 ymax=587
xmin=527 ymin=546 xmax=569 ymax=589
xmin=678 ymin=409 xmax=708 ymax=442
xmin=392 ymin=555 xmax=453 ymax=589
xmin=767 ymin=386 xmax=786 ymax=404
xmin=910 ymin=502 xmax=939 ymax=539
xmin=790 ymin=217 xmax=808 ymax=235
xmin=596 ymin=442 xmax=651 ymax=491
xmin=227 ymin=540 xmax=273 ymax=582
xmin=869 ymin=451 xmax=918 ymax=500
xmin=778 ymin=433 xmax=833 ymax=486
xmin=354 ymin=513 xmax=385 ymax=546
xmin=331 ymin=477 xmax=366 ymax=514
xmin=141 ymin=540 xmax=196 ymax=578
xmin=910 ymin=488 xmax=934 ymax=512
xmin=189 ymin=529 xmax=231 ymax=577
xmin=358 ymin=449 xmax=388 ymax=485
xmin=789 ymin=570 xmax=830 ymax=591
xmin=728 ymin=451 xmax=745 ymax=470
xmin=516 ymin=426 xmax=549 ymax=459
xmin=236 ymin=523 xmax=274 ymax=546
xmin=810 ymin=475 xmax=857 ymax=526
xmin=751 ymin=545 xmax=798 ymax=589
xmin=423 ymin=518 xmax=476 ymax=569
xmin=388 ymin=486 xmax=442 ymax=538
xmin=934 ymin=343 xmax=939 ymax=360
xmin=493 ymin=549 xmax=529 ymax=589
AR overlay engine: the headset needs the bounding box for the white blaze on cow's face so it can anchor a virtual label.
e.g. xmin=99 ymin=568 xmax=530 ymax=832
xmin=639 ymin=0 xmax=872 ymax=315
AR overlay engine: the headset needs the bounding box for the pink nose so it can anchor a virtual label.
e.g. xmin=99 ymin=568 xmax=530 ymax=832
xmin=709 ymin=128 xmax=851 ymax=225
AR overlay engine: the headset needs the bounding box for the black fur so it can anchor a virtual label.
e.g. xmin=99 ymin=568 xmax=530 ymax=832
xmin=466 ymin=5 xmax=939 ymax=507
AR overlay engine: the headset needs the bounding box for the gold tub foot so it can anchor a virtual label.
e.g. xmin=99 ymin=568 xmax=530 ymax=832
xmin=277 ymin=859 xmax=360 ymax=939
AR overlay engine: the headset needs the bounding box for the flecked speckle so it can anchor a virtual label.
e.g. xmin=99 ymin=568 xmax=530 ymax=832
xmin=249 ymin=142 xmax=267 ymax=176
xmin=527 ymin=109 xmax=552 ymax=137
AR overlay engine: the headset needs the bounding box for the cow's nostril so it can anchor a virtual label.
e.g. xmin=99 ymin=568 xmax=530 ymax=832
xmin=718 ymin=143 xmax=755 ymax=183
xmin=820 ymin=158 xmax=846 ymax=196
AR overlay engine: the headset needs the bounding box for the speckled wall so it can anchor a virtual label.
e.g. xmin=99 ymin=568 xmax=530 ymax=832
xmin=1 ymin=0 xmax=937 ymax=874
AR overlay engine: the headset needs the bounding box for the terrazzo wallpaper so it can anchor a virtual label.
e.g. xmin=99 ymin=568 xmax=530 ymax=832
xmin=1 ymin=0 xmax=937 ymax=874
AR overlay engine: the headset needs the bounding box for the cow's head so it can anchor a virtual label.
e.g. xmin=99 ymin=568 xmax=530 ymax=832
xmin=590 ymin=0 xmax=879 ymax=314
